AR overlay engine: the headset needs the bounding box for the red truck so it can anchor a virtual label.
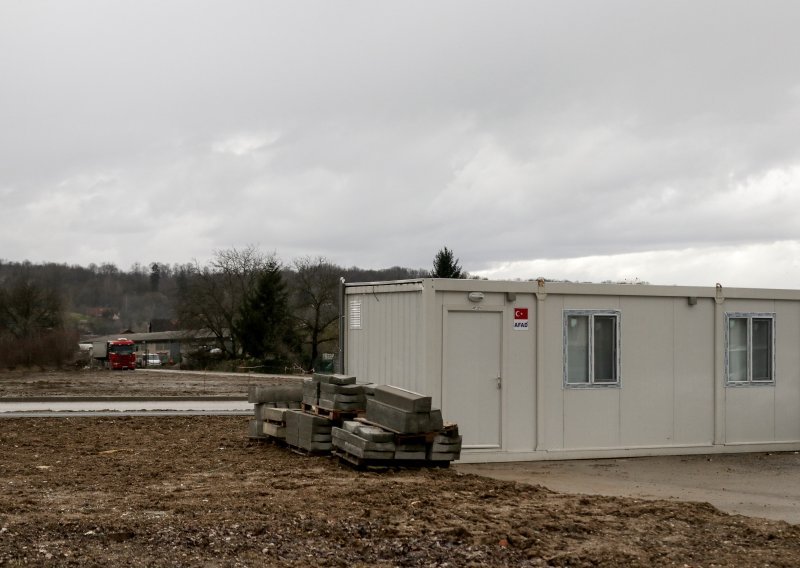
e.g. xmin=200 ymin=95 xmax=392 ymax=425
xmin=92 ymin=338 xmax=137 ymax=370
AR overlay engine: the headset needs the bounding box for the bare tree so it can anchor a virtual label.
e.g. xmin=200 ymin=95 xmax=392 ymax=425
xmin=0 ymin=275 xmax=70 ymax=367
xmin=176 ymin=246 xmax=274 ymax=357
xmin=290 ymin=256 xmax=341 ymax=369
xmin=0 ymin=278 xmax=62 ymax=339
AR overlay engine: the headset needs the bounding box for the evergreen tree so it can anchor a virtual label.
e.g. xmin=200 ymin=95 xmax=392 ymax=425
xmin=431 ymin=246 xmax=465 ymax=278
xmin=234 ymin=259 xmax=299 ymax=365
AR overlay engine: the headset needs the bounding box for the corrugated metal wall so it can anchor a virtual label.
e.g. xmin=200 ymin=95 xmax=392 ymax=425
xmin=345 ymin=283 xmax=428 ymax=394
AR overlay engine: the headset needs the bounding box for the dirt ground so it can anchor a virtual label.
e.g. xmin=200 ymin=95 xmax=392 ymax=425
xmin=3 ymin=370 xmax=800 ymax=566
xmin=0 ymin=368 xmax=301 ymax=398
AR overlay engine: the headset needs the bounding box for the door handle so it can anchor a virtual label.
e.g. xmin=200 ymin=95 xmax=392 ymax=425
xmin=496 ymin=376 xmax=502 ymax=389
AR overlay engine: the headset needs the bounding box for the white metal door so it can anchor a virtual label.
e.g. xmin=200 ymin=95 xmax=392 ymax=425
xmin=443 ymin=309 xmax=503 ymax=448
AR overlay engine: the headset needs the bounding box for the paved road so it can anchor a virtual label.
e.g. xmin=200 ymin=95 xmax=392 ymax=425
xmin=457 ymin=452 xmax=800 ymax=525
xmin=0 ymin=399 xmax=253 ymax=417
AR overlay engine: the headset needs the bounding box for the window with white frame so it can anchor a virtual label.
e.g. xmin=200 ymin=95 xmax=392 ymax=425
xmin=563 ymin=310 xmax=620 ymax=387
xmin=725 ymin=312 xmax=775 ymax=385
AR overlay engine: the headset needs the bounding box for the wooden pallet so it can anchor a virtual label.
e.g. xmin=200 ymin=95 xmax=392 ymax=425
xmin=301 ymin=403 xmax=361 ymax=421
xmin=333 ymin=450 xmax=451 ymax=470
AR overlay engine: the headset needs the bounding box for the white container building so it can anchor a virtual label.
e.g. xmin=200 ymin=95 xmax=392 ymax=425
xmin=341 ymin=278 xmax=800 ymax=463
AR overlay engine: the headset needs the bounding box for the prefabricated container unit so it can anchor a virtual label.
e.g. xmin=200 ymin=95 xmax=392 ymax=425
xmin=342 ymin=278 xmax=800 ymax=463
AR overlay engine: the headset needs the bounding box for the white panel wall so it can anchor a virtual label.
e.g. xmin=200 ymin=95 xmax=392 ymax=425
xmin=540 ymin=296 xmax=566 ymax=450
xmin=563 ymin=388 xmax=621 ymax=449
xmin=503 ymin=294 xmax=537 ymax=452
xmin=725 ymin=386 xmax=775 ymax=443
xmin=619 ymin=297 xmax=676 ymax=447
xmin=345 ymin=279 xmax=800 ymax=461
xmin=673 ymin=298 xmax=715 ymax=445
xmin=541 ymin=294 xmax=717 ymax=451
xmin=775 ymin=301 xmax=800 ymax=441
xmin=345 ymin=287 xmax=426 ymax=394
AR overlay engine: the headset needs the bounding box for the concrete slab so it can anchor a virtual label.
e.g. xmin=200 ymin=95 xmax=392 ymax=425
xmin=247 ymin=385 xmax=303 ymax=404
xmin=373 ymin=385 xmax=431 ymax=413
xmin=456 ymin=452 xmax=800 ymax=525
xmin=365 ymin=399 xmax=442 ymax=433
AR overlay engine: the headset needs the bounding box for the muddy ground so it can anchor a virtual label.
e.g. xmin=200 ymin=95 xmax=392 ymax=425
xmin=2 ymin=370 xmax=800 ymax=566
xmin=0 ymin=368 xmax=301 ymax=398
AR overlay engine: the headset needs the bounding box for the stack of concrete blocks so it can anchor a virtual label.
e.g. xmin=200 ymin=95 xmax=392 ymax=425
xmin=353 ymin=384 xmax=462 ymax=464
xmin=365 ymin=385 xmax=444 ymax=435
xmin=331 ymin=420 xmax=396 ymax=460
xmin=428 ymin=427 xmax=462 ymax=462
xmin=308 ymin=373 xmax=368 ymax=412
xmin=284 ymin=409 xmax=333 ymax=453
xmin=247 ymin=384 xmax=303 ymax=440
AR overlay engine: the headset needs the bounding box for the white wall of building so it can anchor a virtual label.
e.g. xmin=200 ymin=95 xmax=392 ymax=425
xmin=344 ymin=279 xmax=800 ymax=463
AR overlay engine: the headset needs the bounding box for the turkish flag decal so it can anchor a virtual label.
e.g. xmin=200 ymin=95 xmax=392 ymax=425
xmin=514 ymin=308 xmax=528 ymax=320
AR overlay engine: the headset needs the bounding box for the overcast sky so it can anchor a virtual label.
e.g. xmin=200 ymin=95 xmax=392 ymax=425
xmin=2 ymin=1 xmax=800 ymax=288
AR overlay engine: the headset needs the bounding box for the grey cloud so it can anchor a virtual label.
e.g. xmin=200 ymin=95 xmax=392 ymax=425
xmin=2 ymin=1 xmax=800 ymax=277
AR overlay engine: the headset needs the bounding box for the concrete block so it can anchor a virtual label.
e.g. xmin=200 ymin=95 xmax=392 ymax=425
xmin=314 ymin=373 xmax=357 ymax=385
xmin=394 ymin=450 xmax=427 ymax=460
xmin=354 ymin=424 xmax=395 ymax=443
xmin=319 ymin=383 xmax=364 ymax=395
xmin=365 ymin=399 xmax=441 ymax=434
xmin=317 ymin=398 xmax=363 ymax=411
xmin=283 ymin=410 xmax=304 ymax=446
xmin=287 ymin=401 xmax=301 ymax=409
xmin=331 ymin=394 xmax=364 ymax=404
xmin=431 ymin=439 xmax=462 ymax=453
xmin=253 ymin=404 xmax=270 ymax=421
xmin=332 ymin=427 xmax=396 ymax=452
xmin=395 ymin=442 xmax=426 ymax=452
xmin=339 ymin=440 xmax=394 ymax=460
xmin=428 ymin=409 xmax=444 ymax=432
xmin=298 ymin=413 xmax=332 ymax=428
xmin=264 ymin=423 xmax=286 ymax=438
xmin=427 ymin=450 xmax=461 ymax=461
xmin=373 ymin=385 xmax=431 ymax=413
xmin=342 ymin=420 xmax=361 ymax=433
xmin=302 ymin=441 xmax=332 ymax=452
xmin=248 ymin=419 xmax=265 ymax=438
xmin=359 ymin=383 xmax=377 ymax=397
xmin=263 ymin=407 xmax=289 ymax=423
xmin=256 ymin=404 xmax=290 ymax=422
xmin=248 ymin=384 xmax=304 ymax=404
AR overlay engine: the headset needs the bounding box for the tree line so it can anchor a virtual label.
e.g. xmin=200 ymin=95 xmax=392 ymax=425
xmin=0 ymin=246 xmax=465 ymax=370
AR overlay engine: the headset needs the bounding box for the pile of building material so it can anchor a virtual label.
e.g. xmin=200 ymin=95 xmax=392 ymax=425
xmin=331 ymin=421 xmax=396 ymax=460
xmin=248 ymin=376 xmax=461 ymax=466
xmin=247 ymin=384 xmax=303 ymax=440
xmin=284 ymin=410 xmax=333 ymax=453
xmin=331 ymin=385 xmax=462 ymax=466
xmin=303 ymin=373 xmax=371 ymax=413
xmin=365 ymin=385 xmax=443 ymax=433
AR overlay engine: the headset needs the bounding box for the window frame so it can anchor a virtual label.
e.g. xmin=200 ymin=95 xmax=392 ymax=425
xmin=563 ymin=309 xmax=621 ymax=389
xmin=724 ymin=312 xmax=776 ymax=387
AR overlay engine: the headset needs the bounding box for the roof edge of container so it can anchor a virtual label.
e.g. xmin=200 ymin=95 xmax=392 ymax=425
xmin=342 ymin=278 xmax=800 ymax=301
